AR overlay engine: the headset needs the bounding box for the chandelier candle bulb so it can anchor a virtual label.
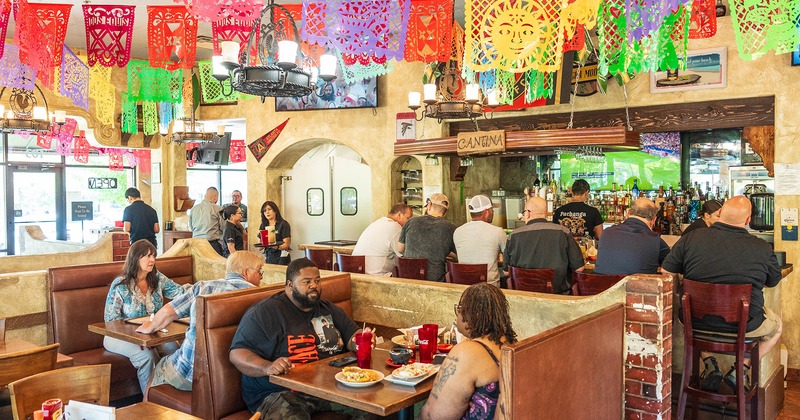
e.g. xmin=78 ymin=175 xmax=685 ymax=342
xmin=173 ymin=119 xmax=185 ymax=133
xmin=221 ymin=41 xmax=240 ymax=64
xmin=54 ymin=110 xmax=66 ymax=124
xmin=319 ymin=54 xmax=337 ymax=80
xmin=408 ymin=92 xmax=421 ymax=108
xmin=217 ymin=125 xmax=225 ymax=136
xmin=212 ymin=56 xmax=227 ymax=77
xmin=5 ymin=110 xmax=13 ymax=119
xmin=310 ymin=67 xmax=319 ymax=83
xmin=423 ymin=84 xmax=437 ymax=103
xmin=487 ymin=90 xmax=499 ymax=106
xmin=465 ymin=84 xmax=480 ymax=102
xmin=277 ymin=40 xmax=299 ymax=69
xmin=32 ymin=106 xmax=47 ymax=121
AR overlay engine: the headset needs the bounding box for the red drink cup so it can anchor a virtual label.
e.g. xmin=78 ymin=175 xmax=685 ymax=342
xmin=418 ymin=324 xmax=438 ymax=363
xmin=355 ymin=332 xmax=373 ymax=369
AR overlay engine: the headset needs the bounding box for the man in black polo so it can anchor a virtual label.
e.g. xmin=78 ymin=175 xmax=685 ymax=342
xmin=504 ymin=196 xmax=583 ymax=294
xmin=122 ymin=187 xmax=159 ymax=248
xmin=662 ymin=196 xmax=782 ymax=392
xmin=594 ymin=198 xmax=669 ymax=275
xmin=553 ymin=179 xmax=604 ymax=239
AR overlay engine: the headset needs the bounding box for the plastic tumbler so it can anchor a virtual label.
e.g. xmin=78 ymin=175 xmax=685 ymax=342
xmin=418 ymin=323 xmax=438 ymax=363
xmin=355 ymin=332 xmax=373 ymax=368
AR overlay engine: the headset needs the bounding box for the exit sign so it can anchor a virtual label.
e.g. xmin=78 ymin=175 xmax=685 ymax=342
xmin=88 ymin=178 xmax=118 ymax=189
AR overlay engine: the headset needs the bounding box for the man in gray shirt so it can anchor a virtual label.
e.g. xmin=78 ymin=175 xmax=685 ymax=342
xmin=189 ymin=187 xmax=224 ymax=256
xmin=398 ymin=193 xmax=456 ymax=282
xmin=453 ymin=195 xmax=507 ymax=286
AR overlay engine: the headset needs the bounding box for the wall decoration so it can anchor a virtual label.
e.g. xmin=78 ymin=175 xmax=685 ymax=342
xmin=229 ymin=139 xmax=246 ymax=163
xmin=404 ymin=0 xmax=454 ymax=63
xmin=396 ymin=112 xmax=416 ymax=141
xmin=276 ymin=75 xmax=377 ymax=111
xmin=83 ymin=4 xmax=136 ymax=67
xmin=0 ymin=44 xmax=36 ymax=90
xmin=729 ymin=0 xmax=800 ymax=60
xmin=151 ymin=162 xmax=161 ymax=183
xmin=650 ymin=47 xmax=726 ymax=93
xmin=15 ymin=1 xmax=72 ymax=89
xmin=792 ymin=46 xmax=800 ymax=66
xmin=147 ymin=5 xmax=198 ymax=70
xmin=248 ymin=119 xmax=289 ymax=162
xmin=60 ymin=46 xmax=90 ymax=110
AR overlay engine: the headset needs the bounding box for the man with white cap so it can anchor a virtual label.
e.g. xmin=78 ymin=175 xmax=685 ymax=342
xmin=398 ymin=193 xmax=456 ymax=282
xmin=453 ymin=195 xmax=507 ymax=286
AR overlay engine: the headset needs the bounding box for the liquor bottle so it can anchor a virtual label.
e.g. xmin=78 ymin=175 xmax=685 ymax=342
xmin=533 ymin=173 xmax=541 ymax=188
xmin=659 ymin=202 xmax=670 ymax=235
xmin=545 ymin=182 xmax=555 ymax=221
xmin=631 ymin=179 xmax=640 ymax=198
xmin=690 ymin=184 xmax=700 ymax=221
xmin=653 ymin=203 xmax=664 ymax=234
xmin=655 ymin=185 xmax=665 ymax=207
xmin=705 ymin=182 xmax=712 ymax=200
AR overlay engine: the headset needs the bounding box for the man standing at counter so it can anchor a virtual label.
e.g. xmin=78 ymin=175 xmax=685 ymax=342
xmin=662 ymin=196 xmax=782 ymax=392
xmin=352 ymin=203 xmax=413 ymax=276
xmin=594 ymin=198 xmax=669 ymax=275
xmin=453 ymin=195 xmax=507 ymax=286
xmin=123 ymin=187 xmax=159 ymax=248
xmin=398 ymin=193 xmax=456 ymax=282
xmin=553 ymin=179 xmax=604 ymax=239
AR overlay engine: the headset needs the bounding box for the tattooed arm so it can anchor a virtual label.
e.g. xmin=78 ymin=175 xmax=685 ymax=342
xmin=419 ymin=343 xmax=478 ymax=420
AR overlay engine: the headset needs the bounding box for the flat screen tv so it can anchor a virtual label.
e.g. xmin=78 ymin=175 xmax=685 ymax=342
xmin=275 ymin=76 xmax=378 ymax=111
xmin=197 ymin=133 xmax=232 ymax=166
xmin=559 ymin=150 xmax=681 ymax=191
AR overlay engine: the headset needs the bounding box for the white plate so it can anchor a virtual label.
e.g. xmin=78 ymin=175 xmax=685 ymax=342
xmin=334 ymin=370 xmax=385 ymax=388
xmin=384 ymin=365 xmax=440 ymax=386
xmin=391 ymin=335 xmax=441 ymax=348
xmin=392 ymin=363 xmax=435 ymax=380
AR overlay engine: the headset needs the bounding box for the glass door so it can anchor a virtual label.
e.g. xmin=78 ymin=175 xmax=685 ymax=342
xmin=6 ymin=164 xmax=65 ymax=255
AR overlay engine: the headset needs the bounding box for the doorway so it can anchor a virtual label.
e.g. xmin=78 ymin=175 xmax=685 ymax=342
xmin=5 ymin=163 xmax=66 ymax=254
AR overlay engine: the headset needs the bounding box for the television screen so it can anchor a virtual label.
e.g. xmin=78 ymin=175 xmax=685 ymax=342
xmin=197 ymin=133 xmax=232 ymax=166
xmin=559 ymin=150 xmax=681 ymax=191
xmin=275 ymin=77 xmax=378 ymax=111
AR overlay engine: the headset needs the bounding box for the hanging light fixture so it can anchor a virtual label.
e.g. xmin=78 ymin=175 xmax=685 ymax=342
xmin=0 ymin=86 xmax=61 ymax=133
xmin=165 ymin=119 xmax=226 ymax=145
xmin=212 ymin=0 xmax=338 ymax=101
xmin=407 ymin=83 xmax=500 ymax=130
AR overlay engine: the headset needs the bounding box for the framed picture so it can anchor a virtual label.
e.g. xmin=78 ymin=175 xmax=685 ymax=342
xmin=792 ymin=47 xmax=800 ymax=66
xmin=650 ymin=47 xmax=727 ymax=93
xmin=275 ymin=76 xmax=378 ymax=111
xmin=151 ymin=162 xmax=161 ymax=184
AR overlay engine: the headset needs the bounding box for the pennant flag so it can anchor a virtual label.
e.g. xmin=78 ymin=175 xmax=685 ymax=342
xmin=248 ymin=119 xmax=289 ymax=162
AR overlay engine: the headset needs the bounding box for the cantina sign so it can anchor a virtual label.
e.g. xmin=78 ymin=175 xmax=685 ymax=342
xmin=456 ymin=130 xmax=506 ymax=156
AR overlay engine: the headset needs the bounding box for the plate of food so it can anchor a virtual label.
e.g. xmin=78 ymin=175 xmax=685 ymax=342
xmin=391 ymin=363 xmax=435 ymax=380
xmin=335 ymin=367 xmax=384 ymax=388
xmin=391 ymin=335 xmax=440 ymax=349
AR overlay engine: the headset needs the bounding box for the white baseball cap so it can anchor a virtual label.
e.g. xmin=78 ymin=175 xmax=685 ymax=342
xmin=468 ymin=195 xmax=492 ymax=212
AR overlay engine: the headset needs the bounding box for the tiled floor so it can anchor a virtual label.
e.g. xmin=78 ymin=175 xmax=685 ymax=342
xmin=778 ymin=379 xmax=800 ymax=419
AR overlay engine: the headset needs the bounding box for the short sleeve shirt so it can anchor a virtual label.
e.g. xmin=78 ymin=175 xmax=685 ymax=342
xmin=104 ymin=272 xmax=185 ymax=321
xmin=122 ymin=200 xmax=159 ymax=245
xmin=222 ymin=221 xmax=244 ymax=257
xmin=453 ymin=221 xmax=507 ymax=285
xmin=553 ymin=201 xmax=604 ymax=238
xmin=399 ymin=214 xmax=457 ymax=282
xmin=230 ymin=293 xmax=359 ymax=412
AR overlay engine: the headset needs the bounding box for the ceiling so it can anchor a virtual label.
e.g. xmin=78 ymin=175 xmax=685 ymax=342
xmin=7 ymin=0 xmax=468 ymax=62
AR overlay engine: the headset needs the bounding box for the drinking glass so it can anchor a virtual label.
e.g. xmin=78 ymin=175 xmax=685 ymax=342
xmin=354 ymin=332 xmax=373 ymax=369
xmin=418 ymin=323 xmax=438 ymax=363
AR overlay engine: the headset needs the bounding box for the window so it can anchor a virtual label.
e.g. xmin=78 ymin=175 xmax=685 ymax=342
xmin=65 ymin=166 xmax=135 ymax=243
xmin=307 ymin=188 xmax=324 ymax=216
xmin=187 ymin=160 xmax=247 ymax=211
xmin=340 ymin=187 xmax=357 ymax=215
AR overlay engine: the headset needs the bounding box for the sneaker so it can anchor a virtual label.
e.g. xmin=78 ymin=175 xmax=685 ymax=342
xmin=699 ymin=356 xmax=723 ymax=392
xmin=723 ymin=364 xmax=752 ymax=393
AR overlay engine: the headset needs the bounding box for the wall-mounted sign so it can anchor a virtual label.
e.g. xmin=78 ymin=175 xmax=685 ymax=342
xmin=396 ymin=112 xmax=416 ymax=141
xmin=457 ymin=130 xmax=506 ymax=156
xmin=71 ymin=201 xmax=93 ymax=221
xmin=88 ymin=177 xmax=118 ymax=189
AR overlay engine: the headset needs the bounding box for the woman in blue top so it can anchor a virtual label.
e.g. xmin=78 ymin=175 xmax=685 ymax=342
xmin=103 ymin=239 xmax=185 ymax=393
xmin=420 ymin=283 xmax=517 ymax=420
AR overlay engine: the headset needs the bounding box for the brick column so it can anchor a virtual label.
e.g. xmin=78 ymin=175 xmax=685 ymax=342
xmin=624 ymin=275 xmax=673 ymax=419
xmin=112 ymin=233 xmax=130 ymax=261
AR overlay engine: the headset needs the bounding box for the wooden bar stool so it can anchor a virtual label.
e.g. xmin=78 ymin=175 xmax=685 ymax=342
xmin=393 ymin=257 xmax=428 ymax=280
xmin=334 ymin=253 xmax=365 ymax=274
xmin=507 ymin=266 xmax=555 ymax=293
xmin=677 ymin=280 xmax=760 ymax=420
xmin=445 ymin=262 xmax=488 ymax=285
xmin=305 ymin=248 xmax=334 ymax=271
xmin=571 ymin=269 xmax=625 ymax=296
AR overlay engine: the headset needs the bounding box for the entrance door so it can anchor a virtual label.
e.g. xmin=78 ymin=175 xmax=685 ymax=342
xmin=6 ymin=164 xmax=65 ymax=255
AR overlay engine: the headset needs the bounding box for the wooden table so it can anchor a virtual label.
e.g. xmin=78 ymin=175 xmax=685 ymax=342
xmin=116 ymin=402 xmax=201 ymax=419
xmin=269 ymin=343 xmax=434 ymax=419
xmin=88 ymin=320 xmax=187 ymax=347
xmin=298 ymin=243 xmax=355 ymax=256
xmin=0 ymin=338 xmax=73 ymax=368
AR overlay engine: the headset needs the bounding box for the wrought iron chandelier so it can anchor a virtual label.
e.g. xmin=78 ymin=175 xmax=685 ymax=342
xmin=0 ymin=86 xmax=63 ymax=133
xmin=166 ymin=119 xmax=226 ymax=144
xmin=407 ymin=83 xmax=499 ymax=129
xmin=214 ymin=0 xmax=337 ymax=101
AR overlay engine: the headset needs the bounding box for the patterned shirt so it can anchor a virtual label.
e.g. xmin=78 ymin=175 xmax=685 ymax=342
xmin=167 ymin=274 xmax=255 ymax=382
xmin=104 ymin=272 xmax=185 ymax=321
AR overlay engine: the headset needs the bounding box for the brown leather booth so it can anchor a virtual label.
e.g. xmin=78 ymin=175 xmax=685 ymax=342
xmin=47 ymin=256 xmax=194 ymax=401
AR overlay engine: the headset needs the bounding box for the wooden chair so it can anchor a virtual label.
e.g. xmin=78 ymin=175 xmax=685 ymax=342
xmin=0 ymin=343 xmax=59 ymax=389
xmin=571 ymin=270 xmax=625 ymax=296
xmin=445 ymin=262 xmax=488 ymax=285
xmin=8 ymin=364 xmax=110 ymax=420
xmin=334 ymin=253 xmax=365 ymax=274
xmin=305 ymin=248 xmax=334 ymax=271
xmin=508 ymin=266 xmax=555 ymax=293
xmin=677 ymin=280 xmax=760 ymax=420
xmin=393 ymin=257 xmax=428 ymax=280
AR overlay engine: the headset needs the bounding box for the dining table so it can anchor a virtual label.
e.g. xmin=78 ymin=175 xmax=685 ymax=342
xmin=88 ymin=320 xmax=187 ymax=347
xmin=0 ymin=338 xmax=73 ymax=368
xmin=116 ymin=402 xmax=201 ymax=419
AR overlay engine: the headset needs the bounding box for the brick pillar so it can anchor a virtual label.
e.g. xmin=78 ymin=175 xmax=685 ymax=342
xmin=624 ymin=275 xmax=674 ymax=420
xmin=112 ymin=233 xmax=130 ymax=261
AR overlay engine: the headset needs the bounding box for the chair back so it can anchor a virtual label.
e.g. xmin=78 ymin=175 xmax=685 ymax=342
xmin=445 ymin=262 xmax=488 ymax=285
xmin=8 ymin=364 xmax=110 ymax=420
xmin=394 ymin=257 xmax=428 ymax=280
xmin=334 ymin=253 xmax=365 ymax=274
xmin=682 ymin=279 xmax=752 ymax=327
xmin=305 ymin=248 xmax=334 ymax=271
xmin=571 ymin=270 xmax=625 ymax=296
xmin=508 ymin=267 xmax=555 ymax=293
xmin=0 ymin=343 xmax=59 ymax=388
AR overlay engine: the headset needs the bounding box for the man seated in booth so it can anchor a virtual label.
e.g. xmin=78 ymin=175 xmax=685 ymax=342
xmin=594 ymin=197 xmax=669 ymax=275
xmin=229 ymin=258 xmax=373 ymax=419
xmin=503 ymin=196 xmax=583 ymax=294
xmin=662 ymin=196 xmax=782 ymax=392
xmin=397 ymin=193 xmax=457 ymax=282
xmin=351 ymin=203 xmax=413 ymax=276
xmin=136 ymin=251 xmax=264 ymax=393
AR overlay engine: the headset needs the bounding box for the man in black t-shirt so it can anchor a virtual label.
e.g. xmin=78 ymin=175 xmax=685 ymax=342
xmin=229 ymin=258 xmax=371 ymax=418
xmin=553 ymin=179 xmax=604 ymax=239
xmin=122 ymin=187 xmax=159 ymax=247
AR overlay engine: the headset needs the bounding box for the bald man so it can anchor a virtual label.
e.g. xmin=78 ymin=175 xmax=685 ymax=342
xmin=503 ymin=197 xmax=583 ymax=293
xmin=594 ymin=198 xmax=670 ymax=275
xmin=662 ymin=196 xmax=782 ymax=392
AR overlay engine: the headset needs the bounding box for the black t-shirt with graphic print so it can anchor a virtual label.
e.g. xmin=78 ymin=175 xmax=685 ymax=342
xmin=230 ymin=292 xmax=359 ymax=412
xmin=553 ymin=201 xmax=604 ymax=238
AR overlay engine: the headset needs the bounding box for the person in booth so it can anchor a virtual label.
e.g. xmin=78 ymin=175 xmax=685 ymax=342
xmin=420 ymin=283 xmax=517 ymax=419
xmin=229 ymin=258 xmax=374 ymax=419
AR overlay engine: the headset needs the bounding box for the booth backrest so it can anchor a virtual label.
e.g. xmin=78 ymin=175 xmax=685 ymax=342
xmin=499 ymin=304 xmax=624 ymax=419
xmin=321 ymin=272 xmax=352 ymax=318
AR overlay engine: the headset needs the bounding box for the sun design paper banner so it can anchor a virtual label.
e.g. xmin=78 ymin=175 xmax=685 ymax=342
xmin=147 ymin=6 xmax=198 ymax=70
xmin=465 ymin=0 xmax=565 ymax=73
xmin=83 ymin=5 xmax=135 ymax=67
xmin=561 ymin=0 xmax=601 ymax=52
xmin=72 ymin=134 xmax=90 ymax=163
xmin=730 ymin=0 xmax=800 ymax=60
xmin=108 ymin=148 xmax=124 ymax=171
xmin=688 ymin=0 xmax=716 ymax=38
xmin=229 ymin=139 xmax=246 ymax=163
xmin=404 ymin=0 xmax=454 ymax=63
xmin=60 ymin=46 xmax=90 ymax=110
xmin=15 ymin=1 xmax=72 ymax=89
xmin=0 ymin=0 xmax=11 ymax=60
xmin=0 ymin=44 xmax=37 ymax=90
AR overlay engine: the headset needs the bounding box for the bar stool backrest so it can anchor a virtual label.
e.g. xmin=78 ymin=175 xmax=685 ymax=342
xmin=305 ymin=248 xmax=334 ymax=271
xmin=508 ymin=267 xmax=555 ymax=293
xmin=334 ymin=254 xmax=366 ymax=274
xmin=571 ymin=271 xmax=625 ymax=296
xmin=445 ymin=262 xmax=488 ymax=285
xmin=395 ymin=257 xmax=428 ymax=280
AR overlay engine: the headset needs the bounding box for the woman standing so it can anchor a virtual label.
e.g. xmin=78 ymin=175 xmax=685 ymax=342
xmin=222 ymin=205 xmax=245 ymax=257
xmin=420 ymin=283 xmax=517 ymax=420
xmin=103 ymin=239 xmax=185 ymax=394
xmin=260 ymin=201 xmax=292 ymax=265
xmin=682 ymin=199 xmax=723 ymax=236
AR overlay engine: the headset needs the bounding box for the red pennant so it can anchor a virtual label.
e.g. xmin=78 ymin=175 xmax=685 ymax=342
xmin=109 ymin=149 xmax=124 ymax=171
xmin=247 ymin=119 xmax=289 ymax=162
xmin=147 ymin=6 xmax=198 ymax=70
xmin=73 ymin=135 xmax=90 ymax=163
xmin=229 ymin=139 xmax=246 ymax=163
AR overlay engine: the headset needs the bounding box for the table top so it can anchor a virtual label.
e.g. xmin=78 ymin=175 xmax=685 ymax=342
xmin=88 ymin=320 xmax=187 ymax=347
xmin=269 ymin=343 xmax=435 ymax=416
xmin=116 ymin=402 xmax=201 ymax=419
xmin=297 ymin=243 xmax=355 ymax=255
xmin=0 ymin=338 xmax=73 ymax=368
